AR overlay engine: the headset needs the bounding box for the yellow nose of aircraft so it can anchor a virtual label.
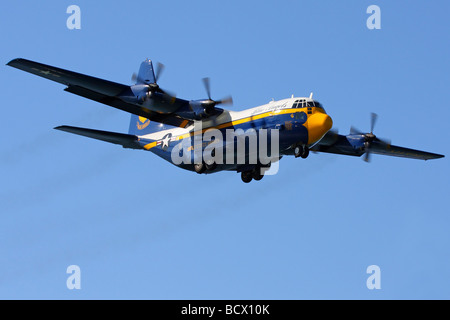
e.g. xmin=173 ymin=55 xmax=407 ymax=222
xmin=307 ymin=112 xmax=333 ymax=145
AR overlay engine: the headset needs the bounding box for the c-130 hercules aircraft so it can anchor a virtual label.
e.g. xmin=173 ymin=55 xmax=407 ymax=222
xmin=7 ymin=58 xmax=444 ymax=183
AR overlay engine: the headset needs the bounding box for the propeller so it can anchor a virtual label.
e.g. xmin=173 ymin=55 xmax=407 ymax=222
xmin=154 ymin=62 xmax=164 ymax=83
xmin=199 ymin=77 xmax=233 ymax=109
xmin=131 ymin=62 xmax=175 ymax=103
xmin=350 ymin=113 xmax=390 ymax=162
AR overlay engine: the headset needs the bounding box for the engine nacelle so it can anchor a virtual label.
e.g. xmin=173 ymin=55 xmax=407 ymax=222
xmin=129 ymin=84 xmax=152 ymax=102
xmin=189 ymin=100 xmax=215 ymax=119
xmin=137 ymin=90 xmax=152 ymax=102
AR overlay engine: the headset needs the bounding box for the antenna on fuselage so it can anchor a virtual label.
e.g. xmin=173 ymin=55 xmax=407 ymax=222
xmin=309 ymin=92 xmax=313 ymax=99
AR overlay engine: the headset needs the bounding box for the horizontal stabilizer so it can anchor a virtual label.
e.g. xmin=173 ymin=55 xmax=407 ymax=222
xmin=54 ymin=125 xmax=143 ymax=149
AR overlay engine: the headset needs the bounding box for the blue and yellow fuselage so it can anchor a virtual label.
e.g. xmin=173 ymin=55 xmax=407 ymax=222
xmin=134 ymin=97 xmax=333 ymax=172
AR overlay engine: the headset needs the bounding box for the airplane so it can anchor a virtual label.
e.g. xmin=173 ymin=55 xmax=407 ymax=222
xmin=6 ymin=58 xmax=444 ymax=183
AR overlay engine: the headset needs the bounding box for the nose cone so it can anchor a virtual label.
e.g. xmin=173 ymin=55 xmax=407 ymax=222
xmin=307 ymin=113 xmax=333 ymax=144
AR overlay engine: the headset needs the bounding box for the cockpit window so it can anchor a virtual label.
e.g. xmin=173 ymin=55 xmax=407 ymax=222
xmin=314 ymin=101 xmax=325 ymax=111
xmin=293 ymin=99 xmax=306 ymax=108
xmin=294 ymin=99 xmax=325 ymax=108
xmin=294 ymin=99 xmax=325 ymax=110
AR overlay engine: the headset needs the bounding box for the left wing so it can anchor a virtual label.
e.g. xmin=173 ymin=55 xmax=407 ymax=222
xmin=369 ymin=141 xmax=444 ymax=160
xmin=7 ymin=58 xmax=128 ymax=96
xmin=7 ymin=58 xmax=192 ymax=128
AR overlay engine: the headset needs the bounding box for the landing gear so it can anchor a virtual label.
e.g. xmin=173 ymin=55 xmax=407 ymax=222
xmin=252 ymin=168 xmax=264 ymax=181
xmin=194 ymin=163 xmax=206 ymax=174
xmin=301 ymin=147 xmax=309 ymax=159
xmin=294 ymin=144 xmax=309 ymax=159
xmin=205 ymin=149 xmax=217 ymax=171
xmin=241 ymin=171 xmax=253 ymax=183
xmin=241 ymin=165 xmax=266 ymax=183
xmin=205 ymin=161 xmax=217 ymax=171
xmin=195 ymin=161 xmax=216 ymax=174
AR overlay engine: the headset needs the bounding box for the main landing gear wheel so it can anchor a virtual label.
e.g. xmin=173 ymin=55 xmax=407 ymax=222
xmin=252 ymin=168 xmax=264 ymax=181
xmin=241 ymin=171 xmax=253 ymax=183
xmin=194 ymin=163 xmax=206 ymax=174
xmin=205 ymin=162 xmax=217 ymax=171
xmin=205 ymin=149 xmax=217 ymax=171
xmin=294 ymin=145 xmax=309 ymax=159
xmin=195 ymin=161 xmax=217 ymax=174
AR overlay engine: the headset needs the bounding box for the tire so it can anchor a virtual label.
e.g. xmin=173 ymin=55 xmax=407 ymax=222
xmin=194 ymin=163 xmax=206 ymax=174
xmin=294 ymin=145 xmax=303 ymax=158
xmin=252 ymin=168 xmax=264 ymax=181
xmin=241 ymin=171 xmax=253 ymax=183
xmin=301 ymin=147 xmax=309 ymax=159
xmin=205 ymin=162 xmax=217 ymax=171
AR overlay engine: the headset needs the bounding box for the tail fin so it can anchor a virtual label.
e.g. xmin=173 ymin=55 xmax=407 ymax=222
xmin=128 ymin=115 xmax=173 ymax=135
xmin=129 ymin=59 xmax=175 ymax=135
xmin=135 ymin=59 xmax=156 ymax=84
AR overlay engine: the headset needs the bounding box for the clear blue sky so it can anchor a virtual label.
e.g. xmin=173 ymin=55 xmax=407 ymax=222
xmin=1 ymin=0 xmax=449 ymax=299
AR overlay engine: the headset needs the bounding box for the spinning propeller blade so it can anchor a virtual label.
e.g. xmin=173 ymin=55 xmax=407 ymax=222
xmin=132 ymin=61 xmax=175 ymax=103
xmin=199 ymin=77 xmax=233 ymax=108
xmin=155 ymin=62 xmax=164 ymax=83
xmin=351 ymin=113 xmax=391 ymax=162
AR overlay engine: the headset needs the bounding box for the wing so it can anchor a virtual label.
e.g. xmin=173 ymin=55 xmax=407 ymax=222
xmin=369 ymin=141 xmax=444 ymax=160
xmin=312 ymin=131 xmax=444 ymax=160
xmin=7 ymin=58 xmax=128 ymax=96
xmin=310 ymin=131 xmax=362 ymax=157
xmin=7 ymin=58 xmax=192 ymax=128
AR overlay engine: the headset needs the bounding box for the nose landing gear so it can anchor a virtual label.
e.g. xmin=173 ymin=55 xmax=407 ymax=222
xmin=294 ymin=144 xmax=309 ymax=159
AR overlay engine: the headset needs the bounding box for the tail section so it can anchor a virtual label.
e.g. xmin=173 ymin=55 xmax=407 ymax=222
xmin=128 ymin=59 xmax=174 ymax=135
xmin=128 ymin=115 xmax=173 ymax=135
xmin=55 ymin=125 xmax=142 ymax=149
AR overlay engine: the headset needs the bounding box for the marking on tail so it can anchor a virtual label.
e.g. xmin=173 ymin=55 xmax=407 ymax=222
xmin=137 ymin=117 xmax=150 ymax=130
